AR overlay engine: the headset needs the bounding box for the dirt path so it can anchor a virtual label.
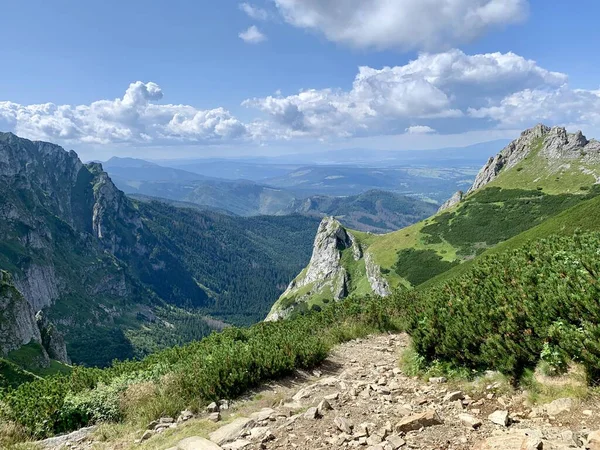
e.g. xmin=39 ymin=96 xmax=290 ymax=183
xmin=41 ymin=333 xmax=600 ymax=449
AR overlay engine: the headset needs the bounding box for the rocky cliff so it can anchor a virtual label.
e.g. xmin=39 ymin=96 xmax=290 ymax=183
xmin=470 ymin=124 xmax=600 ymax=193
xmin=0 ymin=270 xmax=70 ymax=365
xmin=0 ymin=270 xmax=45 ymax=358
xmin=0 ymin=132 xmax=316 ymax=367
xmin=266 ymin=217 xmax=390 ymax=321
xmin=0 ymin=132 xmax=194 ymax=366
xmin=437 ymin=124 xmax=600 ymax=210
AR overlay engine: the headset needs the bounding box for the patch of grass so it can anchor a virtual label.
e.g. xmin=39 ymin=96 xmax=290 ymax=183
xmin=394 ymin=249 xmax=458 ymax=286
xmin=522 ymin=365 xmax=590 ymax=405
xmin=398 ymin=346 xmax=472 ymax=381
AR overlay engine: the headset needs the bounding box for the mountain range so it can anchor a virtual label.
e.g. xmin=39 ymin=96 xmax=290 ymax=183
xmin=0 ymin=132 xmax=320 ymax=367
xmin=103 ymin=157 xmax=459 ymax=230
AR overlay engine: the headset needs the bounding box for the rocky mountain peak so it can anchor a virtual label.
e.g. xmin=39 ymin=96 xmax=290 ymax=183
xmin=266 ymin=217 xmax=390 ymax=321
xmin=466 ymin=124 xmax=600 ymax=195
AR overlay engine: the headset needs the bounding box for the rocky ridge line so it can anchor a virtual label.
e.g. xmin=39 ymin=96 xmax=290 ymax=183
xmin=438 ymin=123 xmax=600 ymax=212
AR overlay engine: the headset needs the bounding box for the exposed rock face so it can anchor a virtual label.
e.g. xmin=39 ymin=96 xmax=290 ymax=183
xmin=437 ymin=190 xmax=464 ymax=213
xmin=364 ymin=252 xmax=391 ymax=297
xmin=468 ymin=124 xmax=600 ymax=193
xmin=469 ymin=124 xmax=551 ymax=193
xmin=0 ymin=270 xmax=47 ymax=361
xmin=13 ymin=264 xmax=60 ymax=312
xmin=36 ymin=310 xmax=71 ymax=364
xmin=266 ymin=217 xmax=390 ymax=321
xmin=266 ymin=217 xmax=354 ymax=321
xmin=437 ymin=124 xmax=600 ymax=210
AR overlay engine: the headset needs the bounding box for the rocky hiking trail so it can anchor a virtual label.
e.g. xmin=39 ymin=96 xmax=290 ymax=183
xmin=40 ymin=333 xmax=600 ymax=450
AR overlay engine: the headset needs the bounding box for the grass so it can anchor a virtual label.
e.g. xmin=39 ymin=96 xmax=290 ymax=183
xmin=420 ymin=192 xmax=600 ymax=291
xmin=522 ymin=364 xmax=591 ymax=405
xmin=487 ymin=136 xmax=600 ymax=194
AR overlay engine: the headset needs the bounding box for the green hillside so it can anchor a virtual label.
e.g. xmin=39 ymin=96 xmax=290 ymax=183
xmin=270 ymin=125 xmax=600 ymax=316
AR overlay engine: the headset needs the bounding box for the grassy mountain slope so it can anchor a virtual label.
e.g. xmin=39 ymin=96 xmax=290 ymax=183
xmin=270 ymin=124 xmax=600 ymax=317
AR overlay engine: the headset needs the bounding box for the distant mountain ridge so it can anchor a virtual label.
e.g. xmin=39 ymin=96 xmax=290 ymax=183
xmin=104 ymin=158 xmax=445 ymax=232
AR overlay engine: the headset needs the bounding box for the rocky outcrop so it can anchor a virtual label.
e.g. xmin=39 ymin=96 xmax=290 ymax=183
xmin=364 ymin=252 xmax=391 ymax=297
xmin=36 ymin=310 xmax=71 ymax=364
xmin=13 ymin=264 xmax=60 ymax=312
xmin=266 ymin=217 xmax=355 ymax=320
xmin=437 ymin=124 xmax=600 ymax=209
xmin=0 ymin=270 xmax=47 ymax=361
xmin=468 ymin=124 xmax=551 ymax=193
xmin=266 ymin=217 xmax=391 ymax=321
xmin=437 ymin=190 xmax=464 ymax=213
xmin=468 ymin=124 xmax=600 ymax=193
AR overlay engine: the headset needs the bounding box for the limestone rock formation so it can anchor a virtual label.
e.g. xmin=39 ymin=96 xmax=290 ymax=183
xmin=468 ymin=124 xmax=600 ymax=193
xmin=266 ymin=217 xmax=390 ymax=321
xmin=36 ymin=310 xmax=71 ymax=364
xmin=0 ymin=270 xmax=47 ymax=362
xmin=437 ymin=190 xmax=464 ymax=212
xmin=437 ymin=123 xmax=600 ymax=209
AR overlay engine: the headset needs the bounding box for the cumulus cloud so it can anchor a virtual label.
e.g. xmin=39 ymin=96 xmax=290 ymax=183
xmin=0 ymin=81 xmax=247 ymax=145
xmin=239 ymin=25 xmax=267 ymax=43
xmin=273 ymin=0 xmax=528 ymax=51
xmin=2 ymin=51 xmax=600 ymax=148
xmin=469 ymin=87 xmax=600 ymax=129
xmin=243 ymin=50 xmax=571 ymax=139
xmin=239 ymin=2 xmax=270 ymax=21
xmin=406 ymin=125 xmax=436 ymax=134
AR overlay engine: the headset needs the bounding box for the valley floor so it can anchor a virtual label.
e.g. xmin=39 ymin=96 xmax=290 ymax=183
xmin=34 ymin=334 xmax=600 ymax=450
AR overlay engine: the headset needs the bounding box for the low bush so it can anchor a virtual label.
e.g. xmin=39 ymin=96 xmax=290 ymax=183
xmin=0 ymin=295 xmax=401 ymax=439
xmin=399 ymin=231 xmax=600 ymax=383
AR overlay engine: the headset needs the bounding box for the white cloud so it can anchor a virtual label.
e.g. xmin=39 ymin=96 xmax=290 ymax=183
xmin=2 ymin=51 xmax=600 ymax=149
xmin=0 ymin=81 xmax=247 ymax=145
xmin=273 ymin=0 xmax=528 ymax=51
xmin=469 ymin=87 xmax=600 ymax=129
xmin=239 ymin=25 xmax=267 ymax=43
xmin=239 ymin=2 xmax=270 ymax=21
xmin=406 ymin=125 xmax=436 ymax=134
xmin=243 ymin=50 xmax=569 ymax=140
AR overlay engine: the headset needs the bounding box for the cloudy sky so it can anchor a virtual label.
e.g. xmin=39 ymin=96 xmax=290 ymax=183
xmin=1 ymin=0 xmax=599 ymax=159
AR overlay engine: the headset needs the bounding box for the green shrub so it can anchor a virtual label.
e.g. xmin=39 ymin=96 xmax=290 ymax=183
xmin=401 ymin=232 xmax=600 ymax=383
xmin=0 ymin=295 xmax=401 ymax=439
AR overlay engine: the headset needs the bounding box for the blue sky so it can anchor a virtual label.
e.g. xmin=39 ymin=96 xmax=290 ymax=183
xmin=1 ymin=0 xmax=599 ymax=160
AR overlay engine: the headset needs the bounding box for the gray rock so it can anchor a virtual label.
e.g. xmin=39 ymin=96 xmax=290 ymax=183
xmin=177 ymin=436 xmax=223 ymax=450
xmin=438 ymin=191 xmax=464 ymax=212
xmin=317 ymin=399 xmax=333 ymax=415
xmin=544 ymin=397 xmax=573 ymax=416
xmin=364 ymin=252 xmax=391 ymax=297
xmin=443 ymin=391 xmax=464 ymax=403
xmin=304 ymin=406 xmax=320 ymax=419
xmin=209 ymin=418 xmax=255 ymax=445
xmin=0 ymin=271 xmax=49 ymax=365
xmin=488 ymin=410 xmax=510 ymax=427
xmin=222 ymin=440 xmax=251 ymax=449
xmin=334 ymin=416 xmax=354 ymax=434
xmin=395 ymin=409 xmax=443 ymax=432
xmin=207 ymin=402 xmax=219 ymax=413
xmin=250 ymin=408 xmax=276 ymax=422
xmin=458 ymin=413 xmax=482 ymax=429
xmin=266 ymin=216 xmax=392 ymax=320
